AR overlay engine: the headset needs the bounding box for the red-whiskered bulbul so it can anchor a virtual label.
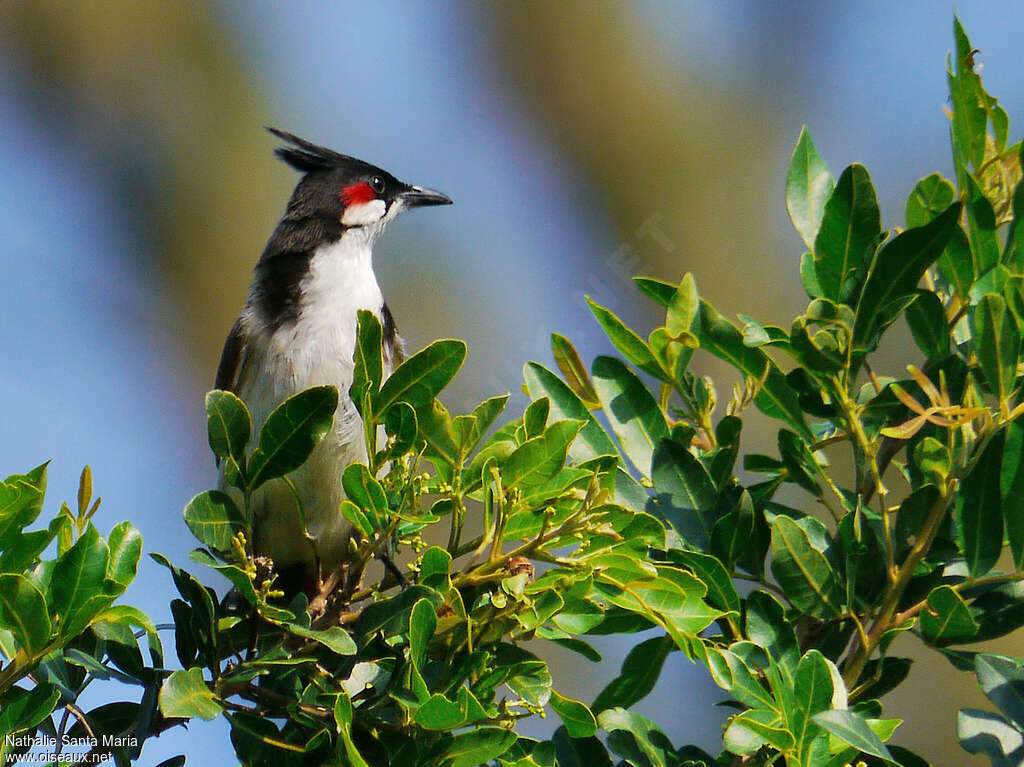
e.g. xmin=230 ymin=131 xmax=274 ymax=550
xmin=215 ymin=128 xmax=452 ymax=590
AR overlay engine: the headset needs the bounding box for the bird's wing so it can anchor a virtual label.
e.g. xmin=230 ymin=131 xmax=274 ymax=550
xmin=215 ymin=317 xmax=248 ymax=393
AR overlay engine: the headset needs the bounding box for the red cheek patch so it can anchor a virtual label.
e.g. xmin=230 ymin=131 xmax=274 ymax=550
xmin=340 ymin=181 xmax=375 ymax=207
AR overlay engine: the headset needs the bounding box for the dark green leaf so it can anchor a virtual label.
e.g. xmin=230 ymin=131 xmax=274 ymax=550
xmin=105 ymin=520 xmax=142 ymax=590
xmin=669 ymin=550 xmax=740 ymax=614
xmin=975 ymin=294 xmax=1020 ymax=404
xmin=587 ymin=297 xmax=664 ymax=379
xmin=813 ymin=164 xmax=881 ymax=303
xmin=813 ymin=709 xmax=896 ymax=764
xmin=0 ymin=479 xmax=45 ymax=552
xmin=440 ymin=728 xmax=516 ymax=767
xmin=920 ymin=585 xmax=979 ymax=645
xmin=524 ymin=396 xmax=550 ymax=439
xmin=770 ymin=515 xmax=844 ymax=619
xmin=51 ymin=524 xmax=109 ymax=638
xmin=204 ymin=390 xmax=250 ymax=468
xmin=550 ymin=690 xmax=598 ymax=738
xmin=906 ymin=173 xmax=956 ymax=228
xmin=352 ymin=308 xmax=384 ymax=404
xmin=905 ymin=290 xmax=950 ymax=359
xmin=698 ymin=302 xmax=813 ymax=442
xmin=787 ymin=126 xmax=835 ymax=249
xmin=1002 ymin=422 xmax=1024 ymax=569
xmin=247 ymin=386 xmax=338 ymax=489
xmin=524 ymin=362 xmax=618 ymax=463
xmin=938 ymin=224 xmax=975 ymax=299
xmin=745 ymin=590 xmax=799 ymax=670
xmin=592 ymin=635 xmax=674 ymax=713
xmin=503 ymin=420 xmax=583 ymax=487
xmin=414 ymin=693 xmax=464 ymax=730
xmin=381 ymin=401 xmax=417 ymax=460
xmin=649 ymin=438 xmax=718 ymax=549
xmin=342 ymin=464 xmax=389 ymax=528
xmin=960 ymin=432 xmax=1004 ymax=577
xmin=0 ymin=683 xmax=59 ymax=735
xmin=948 ymin=17 xmax=988 ymax=173
xmin=975 ymin=653 xmax=1024 ymax=731
xmin=965 ymin=172 xmax=1000 ymax=276
xmin=853 ymin=202 xmax=961 ymax=351
xmin=287 ymin=624 xmax=356 ymax=655
xmin=600 ymin=707 xmax=678 ymax=767
xmin=158 ymin=667 xmax=222 ymax=720
xmin=0 ymin=574 xmax=50 ymax=655
xmin=375 ymin=339 xmax=466 ymax=413
xmin=408 ymin=598 xmax=436 ymax=669
xmin=633 ymin=276 xmax=676 ymax=307
xmin=183 ymin=490 xmax=246 ymax=551
xmin=552 ymin=333 xmax=599 ymax=406
xmin=591 ymin=356 xmax=668 ymax=474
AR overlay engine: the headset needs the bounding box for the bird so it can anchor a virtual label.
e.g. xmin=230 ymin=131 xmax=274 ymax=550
xmin=215 ymin=128 xmax=452 ymax=594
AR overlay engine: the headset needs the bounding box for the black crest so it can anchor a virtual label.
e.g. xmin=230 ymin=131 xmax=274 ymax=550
xmin=267 ymin=127 xmax=361 ymax=174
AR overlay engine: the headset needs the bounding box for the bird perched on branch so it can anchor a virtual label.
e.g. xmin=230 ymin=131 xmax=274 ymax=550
xmin=215 ymin=128 xmax=452 ymax=593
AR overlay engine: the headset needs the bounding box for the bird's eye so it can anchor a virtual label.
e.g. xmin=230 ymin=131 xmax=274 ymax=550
xmin=369 ymin=176 xmax=385 ymax=194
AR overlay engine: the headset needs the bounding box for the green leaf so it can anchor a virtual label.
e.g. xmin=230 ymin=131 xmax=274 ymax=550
xmin=375 ymin=339 xmax=466 ymax=413
xmin=600 ymin=707 xmax=678 ymax=767
xmin=204 ymin=390 xmax=250 ymax=468
xmin=0 ymin=574 xmax=50 ymax=655
xmin=587 ymin=297 xmax=664 ymax=379
xmin=414 ymin=693 xmax=464 ymax=730
xmin=853 ymin=202 xmax=961 ymax=351
xmin=1002 ymin=422 xmax=1024 ymax=569
xmin=158 ymin=667 xmax=223 ymax=720
xmin=441 ymin=727 xmax=517 ymax=767
xmin=745 ymin=590 xmax=799 ymax=671
xmin=792 ymin=650 xmax=837 ymax=751
xmin=503 ymin=420 xmax=583 ymax=487
xmin=960 ymin=432 xmax=1004 ymax=577
xmin=974 ymin=293 xmax=1020 ymax=405
xmin=920 ymin=585 xmax=979 ymax=646
xmin=352 ymin=308 xmax=384 ymax=403
xmin=287 ymin=624 xmax=356 ymax=655
xmin=524 ymin=362 xmax=618 ymax=463
xmin=813 ymin=710 xmax=896 ymax=764
xmin=0 ymin=479 xmax=45 ymax=552
xmin=105 ymin=520 xmax=142 ymax=590
xmin=524 ymin=396 xmax=550 ymax=439
xmin=905 ymin=290 xmax=950 ymax=359
xmin=381 ymin=401 xmax=417 ymax=460
xmin=592 ymin=635 xmax=674 ymax=713
xmin=649 ymin=439 xmax=718 ymax=549
xmin=342 ymin=464 xmax=389 ymax=528
xmin=724 ymin=707 xmax=794 ymax=755
xmin=552 ymin=333 xmax=599 ymax=406
xmin=592 ymin=356 xmax=668 ymax=474
xmin=975 ymin=654 xmax=1024 ymax=732
xmin=813 ymin=163 xmax=881 ymax=303
xmin=633 ymin=276 xmax=676 ymax=307
xmin=669 ymin=550 xmax=740 ymax=614
xmin=907 ymin=173 xmax=957 ymax=228
xmin=51 ymin=524 xmax=110 ymax=638
xmin=938 ymin=223 xmax=975 ymax=299
xmin=183 ymin=490 xmax=246 ymax=551
xmin=0 ymin=683 xmax=59 ymax=735
xmin=948 ymin=17 xmax=988 ymax=174
xmin=247 ymin=386 xmax=338 ymax=489
xmin=408 ymin=598 xmax=436 ymax=669
xmin=550 ymin=690 xmax=598 ymax=738
xmin=666 ymin=273 xmax=700 ymax=339
xmin=965 ymin=172 xmax=1001 ymax=275
xmin=698 ymin=302 xmax=813 ymax=442
xmin=787 ymin=126 xmax=835 ymax=249
xmin=770 ymin=515 xmax=844 ymax=619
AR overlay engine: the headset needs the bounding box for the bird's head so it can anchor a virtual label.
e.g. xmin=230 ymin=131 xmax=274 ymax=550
xmin=267 ymin=127 xmax=452 ymax=239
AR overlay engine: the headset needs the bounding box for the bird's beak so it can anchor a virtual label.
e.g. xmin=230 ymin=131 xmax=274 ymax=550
xmin=400 ymin=185 xmax=453 ymax=208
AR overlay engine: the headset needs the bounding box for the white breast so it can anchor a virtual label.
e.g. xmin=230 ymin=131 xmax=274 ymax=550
xmin=232 ymin=232 xmax=392 ymax=571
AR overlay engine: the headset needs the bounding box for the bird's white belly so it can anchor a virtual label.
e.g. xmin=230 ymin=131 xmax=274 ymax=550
xmin=234 ymin=317 xmax=378 ymax=571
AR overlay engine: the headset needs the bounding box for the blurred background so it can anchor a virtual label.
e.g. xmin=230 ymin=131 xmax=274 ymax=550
xmin=2 ymin=1 xmax=1022 ymax=763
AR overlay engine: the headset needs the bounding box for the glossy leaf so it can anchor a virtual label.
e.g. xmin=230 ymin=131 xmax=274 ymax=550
xmin=503 ymin=420 xmax=583 ymax=487
xmin=592 ymin=635 xmax=674 ymax=713
xmin=158 ymin=667 xmax=223 ymax=721
xmin=441 ymin=727 xmax=517 ymax=767
xmin=51 ymin=524 xmax=110 ymax=638
xmin=204 ymin=389 xmax=250 ymax=468
xmin=375 ymin=339 xmax=467 ymax=413
xmin=698 ymin=302 xmax=813 ymax=442
xmin=247 ymin=386 xmax=338 ymax=489
xmin=974 ymin=293 xmax=1019 ymax=405
xmin=0 ymin=682 xmax=59 ymax=735
xmin=921 ymin=585 xmax=979 ymax=645
xmin=183 ymin=490 xmax=245 ymax=552
xmin=770 ymin=515 xmax=844 ymax=619
xmin=958 ymin=708 xmax=1024 ymax=767
xmin=105 ymin=520 xmax=142 ymax=590
xmin=342 ymin=464 xmax=389 ymax=528
xmin=853 ymin=202 xmax=961 ymax=351
xmin=813 ymin=709 xmax=896 ymax=764
xmin=591 ymin=355 xmax=668 ymax=474
xmin=960 ymin=432 xmax=1004 ymax=577
xmin=352 ymin=308 xmax=384 ymax=402
xmin=549 ymin=690 xmax=597 ymax=738
xmin=787 ymin=126 xmax=835 ymax=249
xmin=813 ymin=163 xmax=881 ymax=303
xmin=649 ymin=438 xmax=718 ymax=549
xmin=0 ymin=574 xmax=50 ymax=655
xmin=906 ymin=173 xmax=956 ymax=228
xmin=906 ymin=290 xmax=950 ymax=359
xmin=1002 ymin=422 xmax=1024 ymax=568
xmin=587 ymin=297 xmax=664 ymax=379
xmin=524 ymin=362 xmax=618 ymax=463
xmin=552 ymin=333 xmax=599 ymax=406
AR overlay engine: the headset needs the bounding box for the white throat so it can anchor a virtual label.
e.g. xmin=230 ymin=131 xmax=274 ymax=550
xmin=300 ymin=230 xmax=383 ymax=322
